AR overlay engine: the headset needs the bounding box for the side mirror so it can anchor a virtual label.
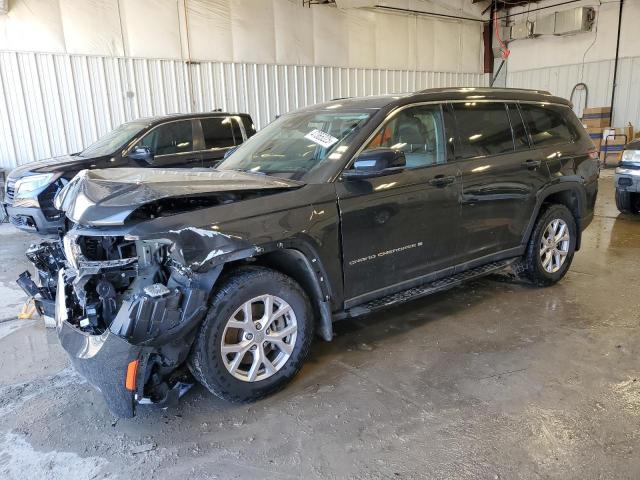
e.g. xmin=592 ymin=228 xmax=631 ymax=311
xmin=128 ymin=146 xmax=154 ymax=164
xmin=343 ymin=148 xmax=406 ymax=180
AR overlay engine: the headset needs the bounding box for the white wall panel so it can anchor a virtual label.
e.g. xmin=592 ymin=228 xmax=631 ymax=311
xmin=0 ymin=51 xmax=488 ymax=169
xmin=59 ymin=0 xmax=123 ymax=57
xmin=313 ymin=5 xmax=349 ymax=68
xmin=507 ymin=57 xmax=640 ymax=129
xmin=119 ymin=0 xmax=182 ymax=59
xmin=230 ymin=0 xmax=276 ymax=65
xmin=0 ymin=0 xmax=485 ymax=73
xmin=0 ymin=0 xmax=66 ymax=53
xmin=274 ymin=0 xmax=314 ymax=66
xmin=184 ymin=0 xmax=233 ymax=63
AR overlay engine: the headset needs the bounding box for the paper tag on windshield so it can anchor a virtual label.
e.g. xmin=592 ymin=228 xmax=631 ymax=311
xmin=305 ymin=129 xmax=339 ymax=149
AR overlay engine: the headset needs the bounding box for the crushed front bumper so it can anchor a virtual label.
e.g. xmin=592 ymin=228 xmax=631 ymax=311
xmin=55 ymin=274 xmax=141 ymax=418
xmin=58 ymin=319 xmax=141 ymax=418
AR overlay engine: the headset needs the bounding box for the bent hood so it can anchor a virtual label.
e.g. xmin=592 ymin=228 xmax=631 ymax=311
xmin=58 ymin=168 xmax=304 ymax=226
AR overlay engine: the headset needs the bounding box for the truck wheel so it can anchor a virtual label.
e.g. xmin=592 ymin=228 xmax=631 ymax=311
xmin=188 ymin=266 xmax=313 ymax=402
xmin=521 ymin=204 xmax=577 ymax=287
xmin=615 ymin=189 xmax=632 ymax=213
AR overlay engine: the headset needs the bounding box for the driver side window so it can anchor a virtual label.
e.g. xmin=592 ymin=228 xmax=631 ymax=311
xmin=364 ymin=105 xmax=445 ymax=168
xmin=138 ymin=120 xmax=194 ymax=156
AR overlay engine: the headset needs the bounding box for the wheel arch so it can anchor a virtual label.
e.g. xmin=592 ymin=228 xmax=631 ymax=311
xmin=254 ymin=249 xmax=334 ymax=342
xmin=525 ymin=181 xmax=587 ymax=251
xmin=216 ymin=246 xmax=335 ymax=342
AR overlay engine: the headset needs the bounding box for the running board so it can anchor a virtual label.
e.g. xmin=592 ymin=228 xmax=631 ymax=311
xmin=344 ymin=260 xmax=515 ymax=318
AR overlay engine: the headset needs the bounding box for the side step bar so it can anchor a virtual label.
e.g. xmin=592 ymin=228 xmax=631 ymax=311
xmin=344 ymin=259 xmax=515 ymax=318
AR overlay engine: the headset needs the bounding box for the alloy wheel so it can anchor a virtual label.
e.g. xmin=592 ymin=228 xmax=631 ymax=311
xmin=221 ymin=294 xmax=298 ymax=382
xmin=539 ymin=218 xmax=570 ymax=273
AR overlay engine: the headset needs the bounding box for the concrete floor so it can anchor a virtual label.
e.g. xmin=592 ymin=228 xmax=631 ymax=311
xmin=0 ymin=169 xmax=638 ymax=479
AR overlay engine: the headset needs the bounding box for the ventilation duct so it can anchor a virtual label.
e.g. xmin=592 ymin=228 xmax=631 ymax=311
xmin=509 ymin=6 xmax=595 ymax=40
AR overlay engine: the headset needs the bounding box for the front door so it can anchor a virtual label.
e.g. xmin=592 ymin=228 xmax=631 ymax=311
xmin=136 ymin=119 xmax=202 ymax=168
xmin=336 ymin=104 xmax=461 ymax=307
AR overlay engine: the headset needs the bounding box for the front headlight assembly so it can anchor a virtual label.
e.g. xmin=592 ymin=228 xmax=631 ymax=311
xmin=621 ymin=149 xmax=640 ymax=165
xmin=14 ymin=173 xmax=54 ymax=198
xmin=62 ymin=234 xmax=81 ymax=270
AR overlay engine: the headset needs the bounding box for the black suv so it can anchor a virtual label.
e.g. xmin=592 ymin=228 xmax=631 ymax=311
xmin=20 ymin=88 xmax=599 ymax=417
xmin=4 ymin=112 xmax=255 ymax=234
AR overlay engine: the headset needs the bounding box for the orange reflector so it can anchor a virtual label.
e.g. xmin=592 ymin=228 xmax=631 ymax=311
xmin=125 ymin=359 xmax=139 ymax=391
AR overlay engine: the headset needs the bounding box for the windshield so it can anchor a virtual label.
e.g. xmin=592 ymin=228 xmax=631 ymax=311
xmin=79 ymin=121 xmax=148 ymax=157
xmin=218 ymin=109 xmax=375 ymax=181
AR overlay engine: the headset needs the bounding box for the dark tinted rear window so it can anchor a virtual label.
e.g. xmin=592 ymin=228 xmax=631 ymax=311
xmin=201 ymin=117 xmax=235 ymax=149
xmin=452 ymin=102 xmax=514 ymax=158
xmin=241 ymin=116 xmax=256 ymax=137
xmin=520 ymin=104 xmax=576 ymax=147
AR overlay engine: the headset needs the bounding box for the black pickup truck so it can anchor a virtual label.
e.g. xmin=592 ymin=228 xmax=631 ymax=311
xmin=5 ymin=112 xmax=255 ymax=234
xmin=20 ymin=88 xmax=599 ymax=417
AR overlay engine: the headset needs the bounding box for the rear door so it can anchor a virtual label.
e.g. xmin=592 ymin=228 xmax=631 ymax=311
xmin=337 ymin=104 xmax=461 ymax=307
xmin=199 ymin=116 xmax=243 ymax=167
xmin=519 ymin=102 xmax=582 ymax=180
xmin=136 ymin=119 xmax=201 ymax=168
xmin=454 ymin=101 xmax=549 ymax=264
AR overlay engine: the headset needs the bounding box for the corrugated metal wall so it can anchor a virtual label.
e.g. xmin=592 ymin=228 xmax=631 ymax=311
xmin=0 ymin=51 xmax=488 ymax=169
xmin=507 ymin=56 xmax=640 ymax=127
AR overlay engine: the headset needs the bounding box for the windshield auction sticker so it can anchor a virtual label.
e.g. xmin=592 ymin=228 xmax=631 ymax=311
xmin=304 ymin=129 xmax=339 ymax=149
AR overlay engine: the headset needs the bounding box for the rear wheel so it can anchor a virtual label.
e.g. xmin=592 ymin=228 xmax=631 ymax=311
xmin=188 ymin=266 xmax=313 ymax=402
xmin=520 ymin=204 xmax=577 ymax=286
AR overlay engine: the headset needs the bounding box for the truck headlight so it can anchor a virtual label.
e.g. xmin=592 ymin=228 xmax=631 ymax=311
xmin=62 ymin=234 xmax=81 ymax=270
xmin=14 ymin=173 xmax=54 ymax=198
xmin=621 ymin=149 xmax=640 ymax=164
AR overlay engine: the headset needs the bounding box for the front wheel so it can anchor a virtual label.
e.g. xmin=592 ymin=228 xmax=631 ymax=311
xmin=188 ymin=266 xmax=313 ymax=403
xmin=520 ymin=204 xmax=577 ymax=287
xmin=615 ymin=189 xmax=640 ymax=214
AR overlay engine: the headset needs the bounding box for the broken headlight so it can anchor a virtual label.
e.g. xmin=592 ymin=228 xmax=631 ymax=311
xmin=62 ymin=234 xmax=81 ymax=270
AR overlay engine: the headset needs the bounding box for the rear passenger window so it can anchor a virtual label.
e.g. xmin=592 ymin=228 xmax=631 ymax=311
xmin=231 ymin=118 xmax=243 ymax=144
xmin=364 ymin=105 xmax=445 ymax=168
xmin=240 ymin=116 xmax=256 ymax=137
xmin=201 ymin=117 xmax=236 ymax=149
xmin=507 ymin=104 xmax=530 ymax=150
xmin=452 ymin=102 xmax=514 ymax=158
xmin=520 ymin=104 xmax=575 ymax=147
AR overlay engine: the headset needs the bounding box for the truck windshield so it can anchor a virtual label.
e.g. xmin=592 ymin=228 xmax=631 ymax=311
xmin=79 ymin=121 xmax=148 ymax=157
xmin=218 ymin=109 xmax=375 ymax=181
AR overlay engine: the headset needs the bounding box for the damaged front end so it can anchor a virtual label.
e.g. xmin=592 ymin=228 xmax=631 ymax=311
xmin=17 ymin=168 xmax=304 ymax=417
xmin=20 ymin=234 xmax=220 ymax=417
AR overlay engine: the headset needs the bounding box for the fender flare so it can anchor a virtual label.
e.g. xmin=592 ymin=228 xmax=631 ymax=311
xmin=202 ymin=238 xmax=336 ymax=342
xmin=523 ymin=179 xmax=587 ymax=250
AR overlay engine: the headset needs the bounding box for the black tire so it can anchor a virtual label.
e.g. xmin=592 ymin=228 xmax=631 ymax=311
xmin=521 ymin=204 xmax=577 ymax=287
xmin=188 ymin=266 xmax=313 ymax=403
xmin=615 ymin=189 xmax=632 ymax=213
